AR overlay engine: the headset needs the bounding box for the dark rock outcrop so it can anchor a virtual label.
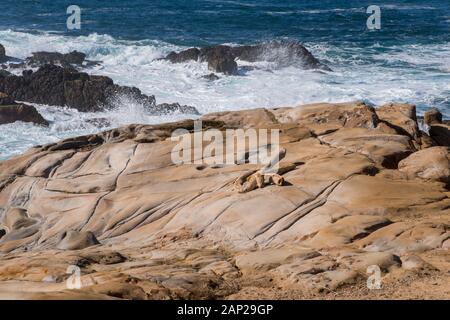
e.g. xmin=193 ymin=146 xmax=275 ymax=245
xmin=165 ymin=40 xmax=331 ymax=74
xmin=166 ymin=48 xmax=200 ymax=63
xmin=0 ymin=92 xmax=48 ymax=126
xmin=152 ymin=102 xmax=199 ymax=115
xmin=202 ymin=46 xmax=238 ymax=75
xmin=0 ymin=44 xmax=6 ymax=62
xmin=0 ymin=64 xmax=199 ymax=114
xmin=231 ymin=40 xmax=331 ymax=70
xmin=25 ymin=51 xmax=87 ymax=67
xmin=0 ymin=43 xmax=16 ymax=64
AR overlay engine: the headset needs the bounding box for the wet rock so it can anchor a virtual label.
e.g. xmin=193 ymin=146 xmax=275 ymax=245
xmin=166 ymin=48 xmax=200 ymax=63
xmin=232 ymin=40 xmax=332 ymax=71
xmin=0 ymin=70 xmax=11 ymax=77
xmin=26 ymin=51 xmax=87 ymax=67
xmin=201 ymin=45 xmax=238 ymax=75
xmin=0 ymin=64 xmax=199 ymax=114
xmin=0 ymin=92 xmax=49 ymax=126
xmin=429 ymin=123 xmax=450 ymax=147
xmin=0 ymin=44 xmax=6 ymax=62
xmin=398 ymin=146 xmax=450 ymax=182
xmin=86 ymin=118 xmax=112 ymax=128
xmin=0 ymin=91 xmax=14 ymax=105
xmin=153 ymin=102 xmax=199 ymax=115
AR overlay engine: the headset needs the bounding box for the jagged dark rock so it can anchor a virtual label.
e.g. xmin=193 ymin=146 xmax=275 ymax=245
xmin=26 ymin=51 xmax=87 ymax=67
xmin=153 ymin=102 xmax=199 ymax=115
xmin=0 ymin=64 xmax=199 ymax=114
xmin=0 ymin=70 xmax=11 ymax=78
xmin=165 ymin=40 xmax=331 ymax=74
xmin=0 ymin=92 xmax=48 ymax=126
xmin=0 ymin=43 xmax=16 ymax=64
xmin=0 ymin=44 xmax=6 ymax=63
xmin=166 ymin=48 xmax=200 ymax=63
xmin=202 ymin=45 xmax=238 ymax=75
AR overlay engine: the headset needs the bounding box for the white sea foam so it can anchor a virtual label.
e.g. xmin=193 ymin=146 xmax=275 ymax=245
xmin=0 ymin=30 xmax=449 ymax=159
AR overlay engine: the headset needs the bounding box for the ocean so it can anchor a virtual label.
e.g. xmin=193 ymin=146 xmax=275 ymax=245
xmin=0 ymin=0 xmax=449 ymax=159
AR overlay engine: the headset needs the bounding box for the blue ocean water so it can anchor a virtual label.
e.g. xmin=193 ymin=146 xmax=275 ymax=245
xmin=0 ymin=0 xmax=449 ymax=45
xmin=0 ymin=1 xmax=449 ymax=158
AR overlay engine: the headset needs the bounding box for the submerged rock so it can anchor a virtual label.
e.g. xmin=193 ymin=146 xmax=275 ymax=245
xmin=202 ymin=73 xmax=220 ymax=81
xmin=166 ymin=47 xmax=200 ymax=63
xmin=26 ymin=51 xmax=87 ymax=67
xmin=201 ymin=45 xmax=238 ymax=75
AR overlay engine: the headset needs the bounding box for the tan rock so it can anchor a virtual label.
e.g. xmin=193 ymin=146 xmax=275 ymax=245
xmin=0 ymin=101 xmax=448 ymax=299
xmin=424 ymin=107 xmax=443 ymax=125
xmin=398 ymin=147 xmax=450 ymax=182
xmin=376 ymin=103 xmax=419 ymax=142
xmin=272 ymin=101 xmax=378 ymax=135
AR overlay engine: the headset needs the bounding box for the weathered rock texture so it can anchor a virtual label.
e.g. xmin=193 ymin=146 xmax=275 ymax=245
xmin=0 ymin=64 xmax=199 ymax=114
xmin=166 ymin=40 xmax=331 ymax=75
xmin=0 ymin=102 xmax=448 ymax=300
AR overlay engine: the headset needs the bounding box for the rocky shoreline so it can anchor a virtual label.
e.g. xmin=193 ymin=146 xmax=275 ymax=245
xmin=0 ymin=40 xmax=331 ymax=125
xmin=0 ymin=100 xmax=449 ymax=299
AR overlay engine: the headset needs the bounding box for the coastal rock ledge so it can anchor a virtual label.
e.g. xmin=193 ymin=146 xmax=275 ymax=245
xmin=0 ymin=101 xmax=449 ymax=299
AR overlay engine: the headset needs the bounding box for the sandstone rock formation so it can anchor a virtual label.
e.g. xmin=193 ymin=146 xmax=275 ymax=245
xmin=0 ymin=64 xmax=199 ymax=114
xmin=165 ymin=40 xmax=331 ymax=75
xmin=0 ymin=92 xmax=48 ymax=126
xmin=0 ymin=101 xmax=448 ymax=299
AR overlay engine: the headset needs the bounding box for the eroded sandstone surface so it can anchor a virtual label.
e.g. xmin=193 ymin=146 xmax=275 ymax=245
xmin=0 ymin=101 xmax=449 ymax=299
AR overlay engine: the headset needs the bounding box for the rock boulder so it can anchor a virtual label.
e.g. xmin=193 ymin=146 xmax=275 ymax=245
xmin=0 ymin=64 xmax=199 ymax=114
xmin=0 ymin=92 xmax=48 ymax=126
xmin=165 ymin=40 xmax=331 ymax=74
